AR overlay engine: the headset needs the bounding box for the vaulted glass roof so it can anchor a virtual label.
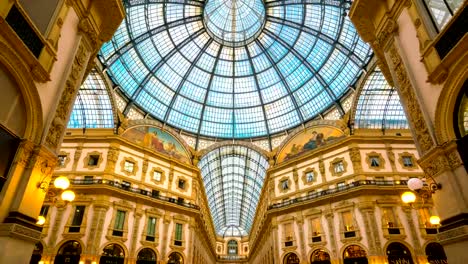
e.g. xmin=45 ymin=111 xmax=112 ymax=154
xmin=354 ymin=67 xmax=409 ymax=130
xmin=68 ymin=69 xmax=115 ymax=129
xmin=198 ymin=145 xmax=268 ymax=237
xmin=99 ymin=0 xmax=372 ymax=139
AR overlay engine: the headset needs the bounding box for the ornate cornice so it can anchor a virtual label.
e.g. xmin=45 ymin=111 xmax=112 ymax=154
xmin=417 ymin=142 xmax=462 ymax=178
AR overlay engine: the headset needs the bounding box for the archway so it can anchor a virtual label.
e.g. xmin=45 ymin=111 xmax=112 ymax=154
xmin=310 ymin=249 xmax=331 ymax=264
xmin=425 ymin=242 xmax=448 ymax=264
xmin=343 ymin=245 xmax=368 ymax=264
xmin=168 ymin=252 xmax=184 ymax=264
xmin=284 ymin=252 xmax=300 ymax=264
xmin=137 ymin=248 xmax=157 ymax=264
xmin=227 ymin=240 xmax=238 ymax=255
xmin=29 ymin=242 xmax=43 ymax=264
xmin=386 ymin=242 xmax=414 ymax=264
xmin=54 ymin=240 xmax=82 ymax=264
xmin=100 ymin=244 xmax=125 ymax=264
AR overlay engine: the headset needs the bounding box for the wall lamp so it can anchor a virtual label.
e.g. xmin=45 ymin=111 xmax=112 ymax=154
xmin=36 ymin=176 xmax=75 ymax=225
xmin=401 ymin=177 xmax=441 ymax=227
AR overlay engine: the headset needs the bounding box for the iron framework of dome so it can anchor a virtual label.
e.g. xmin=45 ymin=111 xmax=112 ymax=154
xmin=99 ymin=0 xmax=372 ymax=139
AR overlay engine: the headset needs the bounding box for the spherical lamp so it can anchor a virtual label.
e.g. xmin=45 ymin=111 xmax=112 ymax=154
xmin=429 ymin=215 xmax=441 ymax=225
xmin=407 ymin=178 xmax=424 ymax=191
xmin=401 ymin=191 xmax=416 ymax=204
xmin=54 ymin=176 xmax=70 ymax=190
xmin=61 ymin=190 xmax=75 ymax=202
xmin=36 ymin=216 xmax=46 ymax=225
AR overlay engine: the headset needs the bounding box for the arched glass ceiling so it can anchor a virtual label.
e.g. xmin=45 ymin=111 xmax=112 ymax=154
xmin=198 ymin=145 xmax=268 ymax=237
xmin=354 ymin=67 xmax=409 ymax=130
xmin=99 ymin=0 xmax=372 ymax=139
xmin=68 ymin=69 xmax=115 ymax=129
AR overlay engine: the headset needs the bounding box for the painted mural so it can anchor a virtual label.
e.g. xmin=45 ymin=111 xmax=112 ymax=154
xmin=277 ymin=126 xmax=345 ymax=163
xmin=122 ymin=126 xmax=190 ymax=164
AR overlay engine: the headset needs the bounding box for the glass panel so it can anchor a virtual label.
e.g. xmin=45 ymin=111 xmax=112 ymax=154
xmin=147 ymin=217 xmax=156 ymax=237
xmin=175 ymin=223 xmax=183 ymax=240
xmin=355 ymin=67 xmax=409 ymax=130
xmin=114 ymin=210 xmax=126 ymax=230
xmin=342 ymin=211 xmax=354 ymax=231
xmin=198 ymin=145 xmax=269 ymax=237
xmin=68 ymin=69 xmax=115 ymax=129
xmin=71 ymin=206 xmax=85 ymax=226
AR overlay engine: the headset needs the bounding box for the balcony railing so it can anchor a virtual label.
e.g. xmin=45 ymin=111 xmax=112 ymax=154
xmin=268 ymin=180 xmax=407 ymax=210
xmin=69 ymin=179 xmax=200 ymax=210
xmin=218 ymin=255 xmax=248 ymax=260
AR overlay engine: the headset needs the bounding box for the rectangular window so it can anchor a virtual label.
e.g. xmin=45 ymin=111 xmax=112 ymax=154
xmin=146 ymin=217 xmax=157 ymax=241
xmin=40 ymin=205 xmax=50 ymax=217
xmin=342 ymin=211 xmax=354 ymax=231
xmin=124 ymin=161 xmax=135 ymax=172
xmin=281 ymin=179 xmax=289 ymax=190
xmin=178 ymin=179 xmax=185 ymax=189
xmin=153 ymin=171 xmax=162 ymax=181
xmin=419 ymin=208 xmax=436 ymax=228
xmin=334 ymin=162 xmax=344 ymax=173
xmin=402 ymin=156 xmax=413 ymax=167
xmin=114 ymin=210 xmax=126 ymax=231
xmin=88 ymin=155 xmax=100 ymax=166
xmin=310 ymin=218 xmax=322 ymax=237
xmin=58 ymin=155 xmax=67 ymax=166
xmin=306 ymin=171 xmax=315 ymax=182
xmin=370 ymin=156 xmax=380 ymax=167
xmin=69 ymin=206 xmax=85 ymax=233
xmin=284 ymin=223 xmax=293 ymax=241
xmin=174 ymin=223 xmax=183 ymax=245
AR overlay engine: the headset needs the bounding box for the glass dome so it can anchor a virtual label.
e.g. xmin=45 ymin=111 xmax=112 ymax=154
xmin=99 ymin=0 xmax=372 ymax=139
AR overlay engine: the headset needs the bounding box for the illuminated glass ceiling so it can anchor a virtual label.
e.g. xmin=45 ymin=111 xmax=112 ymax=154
xmin=354 ymin=67 xmax=409 ymax=130
xmin=68 ymin=69 xmax=115 ymax=129
xmin=99 ymin=0 xmax=372 ymax=139
xmin=198 ymin=145 xmax=268 ymax=237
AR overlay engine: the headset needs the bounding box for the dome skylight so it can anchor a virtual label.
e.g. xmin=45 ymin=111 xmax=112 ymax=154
xmin=99 ymin=0 xmax=372 ymax=139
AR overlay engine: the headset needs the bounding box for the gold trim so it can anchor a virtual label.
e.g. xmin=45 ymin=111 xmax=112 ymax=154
xmin=57 ymin=151 xmax=70 ymax=168
xmin=278 ymin=176 xmax=292 ymax=193
xmin=176 ymin=175 xmax=189 ymax=193
xmin=83 ymin=151 xmax=103 ymax=169
xmin=365 ymin=151 xmax=385 ymax=170
xmin=120 ymin=156 xmax=138 ymax=176
xmin=302 ymin=168 xmax=318 ymax=185
xmin=329 ymin=157 xmax=347 ymax=177
xmin=151 ymin=167 xmax=165 ymax=184
xmin=398 ymin=152 xmax=417 ymax=170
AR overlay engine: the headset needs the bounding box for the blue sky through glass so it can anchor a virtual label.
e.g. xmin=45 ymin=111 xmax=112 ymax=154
xmin=99 ymin=0 xmax=372 ymax=139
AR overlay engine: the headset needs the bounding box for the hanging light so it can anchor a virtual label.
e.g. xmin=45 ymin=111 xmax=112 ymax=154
xmin=61 ymin=190 xmax=76 ymax=202
xmin=429 ymin=215 xmax=441 ymax=225
xmin=401 ymin=191 xmax=416 ymax=204
xmin=54 ymin=176 xmax=70 ymax=190
xmin=36 ymin=216 xmax=46 ymax=225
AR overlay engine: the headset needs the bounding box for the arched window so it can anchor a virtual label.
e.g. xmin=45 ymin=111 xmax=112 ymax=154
xmin=386 ymin=242 xmax=414 ymax=264
xmin=455 ymin=80 xmax=468 ymax=172
xmin=227 ymin=240 xmax=238 ymax=255
xmin=100 ymin=244 xmax=125 ymax=264
xmin=168 ymin=252 xmax=184 ymax=264
xmin=137 ymin=248 xmax=157 ymax=264
xmin=54 ymin=240 xmax=82 ymax=264
xmin=284 ymin=252 xmax=300 ymax=264
xmin=310 ymin=249 xmax=331 ymax=264
xmin=29 ymin=242 xmax=43 ymax=264
xmin=425 ymin=242 xmax=447 ymax=264
xmin=343 ymin=245 xmax=368 ymax=264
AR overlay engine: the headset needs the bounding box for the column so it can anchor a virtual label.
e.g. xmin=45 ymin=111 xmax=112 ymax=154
xmin=349 ymin=0 xmax=468 ymax=262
